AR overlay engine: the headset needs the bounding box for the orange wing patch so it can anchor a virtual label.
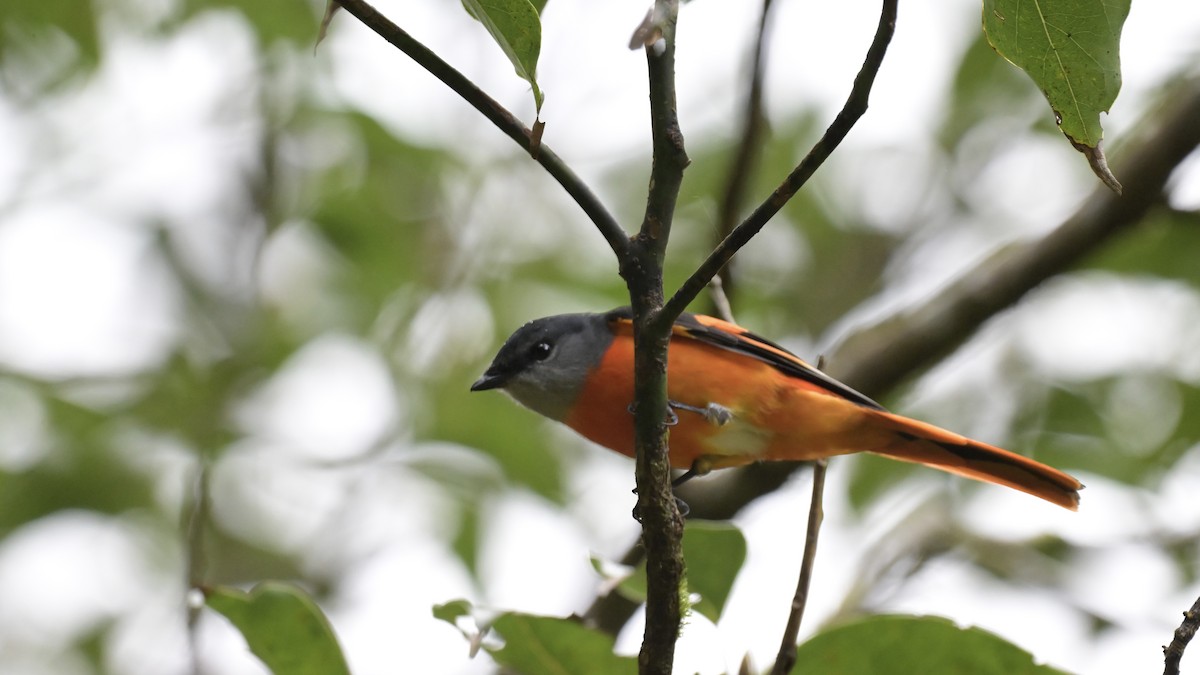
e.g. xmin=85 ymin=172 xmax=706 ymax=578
xmin=577 ymin=309 xmax=875 ymax=469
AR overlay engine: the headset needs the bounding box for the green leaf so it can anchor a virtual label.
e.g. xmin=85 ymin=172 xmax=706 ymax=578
xmin=681 ymin=521 xmax=746 ymax=622
xmin=982 ymin=0 xmax=1129 ymax=148
xmin=612 ymin=559 xmax=648 ymax=604
xmin=306 ymin=109 xmax=453 ymax=310
xmin=462 ymin=0 xmax=544 ymax=112
xmin=429 ymin=370 xmax=566 ymax=502
xmin=451 ymin=498 xmax=483 ymax=575
xmin=432 ymin=599 xmax=485 ymax=645
xmin=181 ymin=0 xmax=320 ymax=46
xmin=205 ymin=582 xmax=351 ymax=675
xmin=0 ymin=0 xmax=101 ymax=71
xmin=845 ymin=453 xmax=919 ymax=513
xmin=0 ymin=394 xmax=157 ymax=538
xmin=600 ymin=521 xmax=745 ymax=622
xmin=1084 ymin=208 xmax=1200 ymax=285
xmin=792 ymin=615 xmax=1070 ymax=674
xmin=435 ymin=602 xmax=632 ymax=671
xmin=432 ymin=598 xmax=474 ymax=626
xmin=490 ymin=613 xmax=637 ymax=675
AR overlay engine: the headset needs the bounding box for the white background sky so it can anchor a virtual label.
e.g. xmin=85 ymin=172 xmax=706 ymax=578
xmin=1 ymin=0 xmax=1199 ymax=674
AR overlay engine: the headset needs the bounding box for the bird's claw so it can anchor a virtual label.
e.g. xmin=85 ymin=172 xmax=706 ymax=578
xmin=668 ymin=400 xmax=733 ymax=426
xmin=627 ymin=401 xmax=681 ymax=426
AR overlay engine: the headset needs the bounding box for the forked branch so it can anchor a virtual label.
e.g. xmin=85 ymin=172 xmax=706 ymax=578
xmin=628 ymin=2 xmax=690 ymax=673
xmin=332 ymin=0 xmax=629 ymax=258
xmin=663 ymin=0 xmax=898 ymax=320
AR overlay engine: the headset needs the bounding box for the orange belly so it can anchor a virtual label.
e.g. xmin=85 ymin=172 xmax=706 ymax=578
xmin=563 ymin=327 xmax=887 ymax=470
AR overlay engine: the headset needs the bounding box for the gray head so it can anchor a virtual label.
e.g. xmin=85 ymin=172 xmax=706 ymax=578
xmin=471 ymin=313 xmax=614 ymax=421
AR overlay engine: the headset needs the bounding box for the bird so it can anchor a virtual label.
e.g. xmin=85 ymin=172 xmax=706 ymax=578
xmin=471 ymin=307 xmax=1082 ymax=510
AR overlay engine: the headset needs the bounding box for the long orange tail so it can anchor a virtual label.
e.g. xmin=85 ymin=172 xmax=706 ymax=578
xmin=870 ymin=411 xmax=1082 ymax=510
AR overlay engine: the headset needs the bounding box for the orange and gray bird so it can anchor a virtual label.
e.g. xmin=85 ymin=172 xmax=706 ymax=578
xmin=472 ymin=308 xmax=1082 ymax=510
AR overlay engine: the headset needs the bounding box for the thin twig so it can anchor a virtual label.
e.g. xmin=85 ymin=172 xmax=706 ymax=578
xmin=709 ymin=0 xmax=777 ymax=308
xmin=332 ymin=0 xmax=629 ymax=259
xmin=771 ymin=355 xmax=831 ymax=674
xmin=1164 ymin=594 xmax=1200 ymax=675
xmin=663 ymin=0 xmax=898 ymax=321
xmin=708 ymin=275 xmax=737 ymax=323
xmin=185 ymin=460 xmax=212 ymax=675
xmin=771 ymin=459 xmax=827 ymax=675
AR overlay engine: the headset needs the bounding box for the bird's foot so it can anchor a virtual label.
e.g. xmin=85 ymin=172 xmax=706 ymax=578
xmin=668 ymin=400 xmax=734 ymax=426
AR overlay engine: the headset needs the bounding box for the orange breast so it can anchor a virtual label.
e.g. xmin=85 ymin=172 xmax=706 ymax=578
xmin=563 ymin=325 xmax=882 ymax=469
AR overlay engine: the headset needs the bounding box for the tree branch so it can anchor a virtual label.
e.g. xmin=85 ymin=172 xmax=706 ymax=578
xmin=770 ymin=459 xmax=827 ymax=675
xmin=626 ymin=3 xmax=690 ymax=673
xmin=1164 ymin=594 xmax=1200 ymax=675
xmin=332 ymin=0 xmax=630 ymax=258
xmin=709 ymin=0 xmax=778 ymax=309
xmin=662 ymin=0 xmax=897 ymax=320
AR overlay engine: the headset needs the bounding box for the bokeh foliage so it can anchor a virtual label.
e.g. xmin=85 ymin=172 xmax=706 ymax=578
xmin=0 ymin=1 xmax=1198 ymax=674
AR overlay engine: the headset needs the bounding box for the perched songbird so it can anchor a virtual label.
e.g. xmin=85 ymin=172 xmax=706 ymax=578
xmin=472 ymin=308 xmax=1082 ymax=509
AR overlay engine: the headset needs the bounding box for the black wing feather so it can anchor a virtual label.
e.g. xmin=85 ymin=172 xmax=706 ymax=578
xmin=603 ymin=307 xmax=883 ymax=411
xmin=675 ymin=312 xmax=886 ymax=411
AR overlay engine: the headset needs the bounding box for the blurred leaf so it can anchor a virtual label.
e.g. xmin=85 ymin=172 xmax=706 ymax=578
xmin=307 ymin=110 xmax=454 ymax=311
xmin=180 ymin=0 xmax=318 ymax=45
xmin=982 ymin=0 xmax=1129 ymax=149
xmin=490 ymin=613 xmax=636 ymax=675
xmin=1083 ymin=208 xmax=1200 ymax=285
xmin=127 ymin=353 xmax=242 ymax=452
xmin=0 ymin=0 xmax=101 ymax=70
xmin=792 ymin=615 xmax=1069 ymax=674
xmin=206 ymin=581 xmax=351 ymax=675
xmin=432 ymin=599 xmax=485 ymax=645
xmin=432 ymin=598 xmax=474 ymax=625
xmin=604 ymin=521 xmax=745 ymax=622
xmin=462 ymin=0 xmax=544 ymax=112
xmin=612 ymin=557 xmax=648 ymax=604
xmin=672 ymin=113 xmax=897 ymax=336
xmin=1175 ymin=384 xmax=1200 ymax=441
xmin=435 ymin=602 xmax=636 ymax=672
xmin=1014 ymin=376 xmax=1200 ymax=488
xmin=1017 ymin=382 xmax=1123 ymax=481
xmin=203 ymin=525 xmax=309 ymax=587
xmin=846 ymin=453 xmax=920 ymax=514
xmin=941 ymin=30 xmax=1043 ymax=148
xmin=429 ymin=367 xmax=565 ymax=501
xmin=452 ymin=498 xmax=482 ymax=575
xmin=682 ymin=520 xmax=745 ymax=622
xmin=0 ymin=396 xmax=155 ymax=537
xmin=1164 ymin=384 xmax=1200 ymax=468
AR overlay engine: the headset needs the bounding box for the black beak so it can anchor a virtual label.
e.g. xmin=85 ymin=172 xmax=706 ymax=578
xmin=470 ymin=371 xmax=505 ymax=392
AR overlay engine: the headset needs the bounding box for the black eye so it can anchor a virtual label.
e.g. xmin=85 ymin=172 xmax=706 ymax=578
xmin=529 ymin=341 xmax=552 ymax=361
